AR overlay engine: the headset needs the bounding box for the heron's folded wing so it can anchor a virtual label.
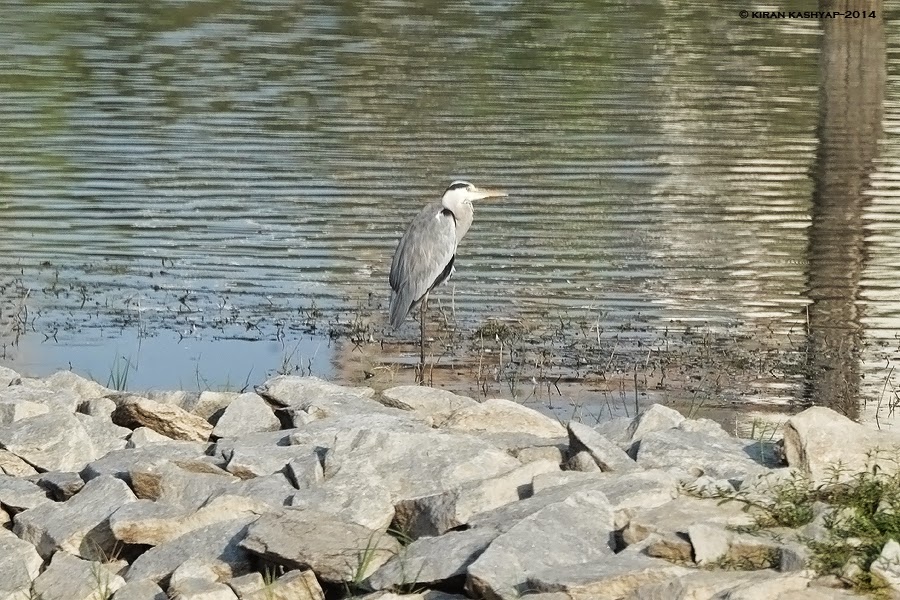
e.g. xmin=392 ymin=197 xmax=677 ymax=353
xmin=389 ymin=204 xmax=457 ymax=326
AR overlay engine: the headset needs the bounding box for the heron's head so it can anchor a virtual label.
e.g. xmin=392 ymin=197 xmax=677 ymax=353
xmin=442 ymin=180 xmax=507 ymax=205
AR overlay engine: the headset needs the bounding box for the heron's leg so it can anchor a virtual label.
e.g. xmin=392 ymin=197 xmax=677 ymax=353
xmin=418 ymin=293 xmax=428 ymax=384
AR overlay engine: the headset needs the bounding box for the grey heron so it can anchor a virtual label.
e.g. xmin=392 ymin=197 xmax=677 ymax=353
xmin=389 ymin=180 xmax=507 ymax=382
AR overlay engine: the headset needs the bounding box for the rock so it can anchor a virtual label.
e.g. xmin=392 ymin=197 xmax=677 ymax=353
xmin=170 ymin=559 xmax=221 ymax=588
xmin=593 ymin=416 xmax=634 ymax=447
xmin=14 ymin=474 xmax=136 ymax=560
xmin=524 ymin=552 xmax=691 ymax=599
xmin=0 ymin=411 xmax=99 ymax=471
xmin=181 ymin=391 xmax=234 ymax=421
xmin=440 ymin=398 xmax=566 ymax=438
xmin=112 ymin=396 xmax=213 ymax=442
xmin=705 ymin=571 xmax=813 ymax=600
xmin=0 ymin=474 xmax=50 ymax=511
xmin=627 ymin=404 xmax=685 ymax=442
xmin=32 ymin=551 xmax=126 ymax=600
xmin=0 ymin=366 xmax=19 ymax=386
xmin=111 ymin=495 xmax=270 ymax=546
xmin=126 ymin=517 xmax=258 ymax=585
xmin=112 ymin=579 xmax=168 ymax=600
xmin=256 ymin=375 xmax=375 ymax=405
xmin=240 ymin=508 xmax=400 ymax=583
xmin=0 ymin=448 xmax=38 ymax=477
xmin=212 ymin=393 xmax=280 ymax=439
xmin=688 ymin=522 xmax=730 ymax=565
xmin=466 ymin=491 xmax=616 ymax=600
xmin=80 ymin=397 xmax=118 ymax=418
xmin=634 ymin=428 xmax=766 ymax=481
xmin=224 ymin=446 xmax=312 ymax=479
xmin=130 ymin=460 xmax=238 ymax=509
xmin=76 ymin=412 xmax=131 ymax=456
xmin=567 ymin=422 xmax=639 ymax=472
xmin=291 ymin=479 xmax=394 ymax=531
xmin=366 ymin=528 xmax=497 ymax=591
xmin=81 ymin=441 xmax=210 ymax=483
xmin=628 ymin=569 xmax=785 ymax=600
xmin=379 ymin=386 xmax=477 ymax=424
xmin=394 ymin=460 xmax=561 ymax=537
xmin=322 ymin=428 xmax=520 ymax=503
xmin=783 ymin=406 xmax=900 ymax=484
xmin=0 ymin=529 xmax=43 ymax=600
xmin=225 ymin=572 xmax=265 ymax=598
xmin=254 ymin=376 xmax=383 ymax=422
xmin=566 ymin=450 xmax=602 ymax=472
xmin=241 ymin=569 xmax=325 ymax=600
xmin=43 ymin=370 xmax=112 ymax=401
xmin=128 ymin=427 xmax=175 ymax=447
xmin=529 ymin=470 xmax=679 ymax=529
xmin=0 ymin=399 xmax=49 ymax=425
xmin=0 ymin=380 xmax=82 ymax=412
xmin=622 ymin=496 xmax=758 ymax=549
xmin=221 ymin=473 xmax=296 ymax=507
xmin=169 ymin=578 xmax=239 ymax=600
xmin=871 ymin=538 xmax=900 ymax=594
xmin=678 ymin=417 xmax=730 ymax=437
xmin=285 ymin=454 xmax=324 ymax=489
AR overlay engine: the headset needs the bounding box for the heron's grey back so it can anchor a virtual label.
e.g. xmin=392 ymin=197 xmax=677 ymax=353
xmin=389 ymin=201 xmax=458 ymax=328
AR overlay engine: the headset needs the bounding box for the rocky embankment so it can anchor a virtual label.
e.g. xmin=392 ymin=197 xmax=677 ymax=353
xmin=0 ymin=366 xmax=896 ymax=599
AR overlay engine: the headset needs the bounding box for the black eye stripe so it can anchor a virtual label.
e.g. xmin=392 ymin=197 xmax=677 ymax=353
xmin=447 ymin=181 xmax=471 ymax=191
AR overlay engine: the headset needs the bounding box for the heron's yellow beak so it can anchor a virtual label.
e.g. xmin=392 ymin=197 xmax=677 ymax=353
xmin=470 ymin=187 xmax=507 ymax=201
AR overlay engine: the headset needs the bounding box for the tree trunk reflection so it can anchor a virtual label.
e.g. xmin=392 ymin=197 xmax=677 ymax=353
xmin=805 ymin=0 xmax=885 ymax=417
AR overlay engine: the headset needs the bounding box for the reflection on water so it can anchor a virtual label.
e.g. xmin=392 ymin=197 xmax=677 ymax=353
xmin=0 ymin=1 xmax=899 ymax=420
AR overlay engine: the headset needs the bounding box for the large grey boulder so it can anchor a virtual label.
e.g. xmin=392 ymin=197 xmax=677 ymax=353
xmin=255 ymin=376 xmax=380 ymax=421
xmin=111 ymin=495 xmax=270 ymax=546
xmin=524 ymin=551 xmax=691 ymax=599
xmin=634 ymin=428 xmax=767 ymax=481
xmin=239 ymin=569 xmax=325 ymax=600
xmin=211 ymin=393 xmax=280 ymax=439
xmin=42 ymin=370 xmax=113 ymax=402
xmin=0 ymin=366 xmax=19 ymax=387
xmin=81 ymin=441 xmax=210 ymax=483
xmin=627 ymin=404 xmax=685 ymax=442
xmin=783 ymin=406 xmax=900 ymax=484
xmin=0 ymin=529 xmax=43 ymax=600
xmin=622 ymin=496 xmax=755 ymax=560
xmin=0 ymin=399 xmax=49 ymax=425
xmin=290 ymin=479 xmax=394 ymax=531
xmin=514 ymin=470 xmax=679 ymax=529
xmin=393 ymin=459 xmax=561 ymax=537
xmin=112 ymin=396 xmax=213 ymax=441
xmin=126 ymin=517 xmax=258 ymax=584
xmin=224 ymin=445 xmax=314 ymax=479
xmin=31 ymin=551 xmax=126 ymax=600
xmin=440 ymin=398 xmax=566 ymax=439
xmin=111 ymin=579 xmax=167 ymax=600
xmin=169 ymin=578 xmax=238 ymax=600
xmin=567 ymin=421 xmax=639 ymax=472
xmin=365 ymin=528 xmax=497 ymax=591
xmin=0 ymin=474 xmax=50 ymax=512
xmin=0 ymin=411 xmax=99 ymax=471
xmin=0 ymin=448 xmax=38 ymax=477
xmin=466 ymin=491 xmax=616 ymax=600
xmin=322 ymin=428 xmax=520 ymax=503
xmin=240 ymin=508 xmax=401 ymax=583
xmin=379 ymin=386 xmax=478 ymax=424
xmin=75 ymin=412 xmax=131 ymax=456
xmin=0 ymin=380 xmax=82 ymax=413
xmin=14 ymin=475 xmax=136 ymax=560
xmin=130 ymin=460 xmax=238 ymax=510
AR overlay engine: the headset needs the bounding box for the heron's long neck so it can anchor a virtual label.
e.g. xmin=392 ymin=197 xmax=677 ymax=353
xmin=444 ymin=198 xmax=474 ymax=244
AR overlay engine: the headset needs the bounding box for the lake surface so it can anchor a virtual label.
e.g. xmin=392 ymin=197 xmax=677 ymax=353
xmin=1 ymin=1 xmax=898 ymax=427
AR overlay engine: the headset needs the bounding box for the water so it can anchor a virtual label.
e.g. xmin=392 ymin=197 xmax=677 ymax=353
xmin=1 ymin=1 xmax=898 ymax=425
